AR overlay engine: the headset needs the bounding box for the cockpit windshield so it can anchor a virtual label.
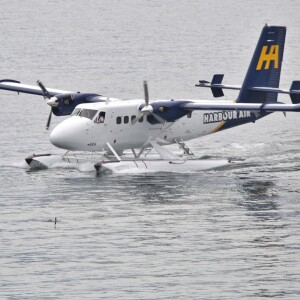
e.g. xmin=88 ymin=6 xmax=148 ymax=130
xmin=71 ymin=107 xmax=81 ymax=116
xmin=79 ymin=109 xmax=98 ymax=120
xmin=71 ymin=108 xmax=98 ymax=120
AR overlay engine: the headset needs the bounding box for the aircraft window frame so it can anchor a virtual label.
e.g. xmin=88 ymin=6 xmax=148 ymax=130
xmin=71 ymin=107 xmax=81 ymax=116
xmin=116 ymin=116 xmax=122 ymax=124
xmin=131 ymin=115 xmax=136 ymax=123
xmin=139 ymin=115 xmax=144 ymax=123
xmin=124 ymin=116 xmax=129 ymax=124
xmin=79 ymin=109 xmax=98 ymax=120
xmin=187 ymin=112 xmax=192 ymax=118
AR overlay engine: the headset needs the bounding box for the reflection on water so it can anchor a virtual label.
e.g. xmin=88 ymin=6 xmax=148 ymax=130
xmin=235 ymin=178 xmax=292 ymax=299
xmin=95 ymin=172 xmax=210 ymax=204
xmin=254 ymin=288 xmax=287 ymax=298
xmin=240 ymin=180 xmax=278 ymax=201
xmin=237 ymin=179 xmax=280 ymax=219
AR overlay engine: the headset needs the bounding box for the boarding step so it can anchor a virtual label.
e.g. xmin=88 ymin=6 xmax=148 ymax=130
xmin=174 ymin=138 xmax=195 ymax=156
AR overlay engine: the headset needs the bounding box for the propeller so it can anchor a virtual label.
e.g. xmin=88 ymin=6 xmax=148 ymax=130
xmin=37 ymin=80 xmax=58 ymax=130
xmin=131 ymin=81 xmax=166 ymax=125
xmin=144 ymin=80 xmax=149 ymax=106
xmin=37 ymin=80 xmax=50 ymax=99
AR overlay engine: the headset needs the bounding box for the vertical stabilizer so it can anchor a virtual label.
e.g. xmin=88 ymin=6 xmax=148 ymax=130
xmin=237 ymin=25 xmax=286 ymax=103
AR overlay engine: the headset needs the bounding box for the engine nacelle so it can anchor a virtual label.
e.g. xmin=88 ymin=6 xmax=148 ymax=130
xmin=52 ymin=93 xmax=102 ymax=116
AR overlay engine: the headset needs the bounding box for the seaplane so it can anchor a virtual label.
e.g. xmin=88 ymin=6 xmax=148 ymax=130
xmin=1 ymin=25 xmax=300 ymax=173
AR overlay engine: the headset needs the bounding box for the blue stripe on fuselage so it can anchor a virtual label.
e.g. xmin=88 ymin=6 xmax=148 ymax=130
xmin=207 ymin=110 xmax=270 ymax=133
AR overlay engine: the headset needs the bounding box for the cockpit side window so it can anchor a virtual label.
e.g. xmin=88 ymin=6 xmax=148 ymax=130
xmin=95 ymin=111 xmax=106 ymax=124
xmin=79 ymin=109 xmax=98 ymax=120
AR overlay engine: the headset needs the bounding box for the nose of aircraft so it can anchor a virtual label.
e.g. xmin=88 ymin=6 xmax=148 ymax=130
xmin=50 ymin=117 xmax=92 ymax=150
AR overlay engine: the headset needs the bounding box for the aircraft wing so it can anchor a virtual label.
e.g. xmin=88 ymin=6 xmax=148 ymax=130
xmin=0 ymin=80 xmax=73 ymax=97
xmin=0 ymin=79 xmax=101 ymax=119
xmin=181 ymin=101 xmax=300 ymax=112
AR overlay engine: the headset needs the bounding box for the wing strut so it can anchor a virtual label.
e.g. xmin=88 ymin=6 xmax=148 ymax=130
xmin=106 ymin=142 xmax=121 ymax=161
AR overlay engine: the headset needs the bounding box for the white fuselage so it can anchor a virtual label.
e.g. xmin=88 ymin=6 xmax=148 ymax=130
xmin=50 ymin=99 xmax=251 ymax=153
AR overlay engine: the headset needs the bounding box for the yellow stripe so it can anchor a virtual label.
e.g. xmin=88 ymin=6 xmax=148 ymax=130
xmin=210 ymin=120 xmax=225 ymax=133
xmin=209 ymin=99 xmax=237 ymax=133
xmin=210 ymin=100 xmax=236 ymax=133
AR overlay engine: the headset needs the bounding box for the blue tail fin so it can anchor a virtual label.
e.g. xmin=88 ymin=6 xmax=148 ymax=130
xmin=237 ymin=25 xmax=286 ymax=103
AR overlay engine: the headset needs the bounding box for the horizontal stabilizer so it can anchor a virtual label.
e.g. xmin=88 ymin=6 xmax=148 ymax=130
xmin=195 ymin=76 xmax=241 ymax=97
xmin=290 ymin=81 xmax=300 ymax=104
xmin=196 ymin=74 xmax=241 ymax=97
xmin=196 ymin=78 xmax=300 ymax=104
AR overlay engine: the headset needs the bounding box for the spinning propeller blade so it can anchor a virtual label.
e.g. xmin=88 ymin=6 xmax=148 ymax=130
xmin=46 ymin=108 xmax=53 ymax=130
xmin=143 ymin=80 xmax=149 ymax=106
xmin=37 ymin=80 xmax=50 ymax=99
xmin=131 ymin=81 xmax=166 ymax=125
xmin=37 ymin=80 xmax=53 ymax=130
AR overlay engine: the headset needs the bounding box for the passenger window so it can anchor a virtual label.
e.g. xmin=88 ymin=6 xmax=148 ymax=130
xmin=131 ymin=115 xmax=136 ymax=123
xmin=139 ymin=115 xmax=143 ymax=123
xmin=116 ymin=117 xmax=122 ymax=124
xmin=187 ymin=112 xmax=192 ymax=118
xmin=95 ymin=111 xmax=106 ymax=123
xmin=124 ymin=116 xmax=129 ymax=124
